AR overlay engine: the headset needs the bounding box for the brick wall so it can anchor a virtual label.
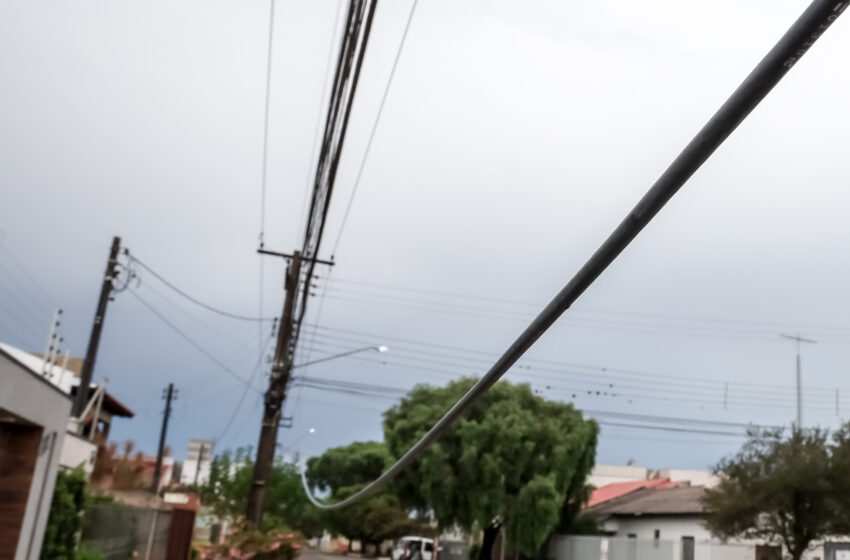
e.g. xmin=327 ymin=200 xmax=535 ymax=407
xmin=0 ymin=422 xmax=43 ymax=560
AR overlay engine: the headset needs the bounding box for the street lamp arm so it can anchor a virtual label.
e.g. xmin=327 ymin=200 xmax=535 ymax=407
xmin=292 ymin=345 xmax=388 ymax=369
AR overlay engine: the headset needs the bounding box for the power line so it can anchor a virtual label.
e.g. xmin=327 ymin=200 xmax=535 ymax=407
xmin=250 ymin=0 xmax=382 ymax=525
xmin=301 ymin=324 xmax=844 ymax=396
xmin=299 ymin=0 xmax=346 ymax=240
xmin=325 ymin=277 xmax=850 ymax=336
xmin=293 ymin=0 xmax=380 ymax=352
xmin=0 ymin=281 xmax=51 ymax=334
xmin=216 ymin=332 xmax=275 ymax=443
xmin=310 ymin=347 xmax=843 ymax=413
xmin=300 ymin=1 xmax=846 ymax=510
xmin=258 ymin=0 xmax=276 ymax=250
xmin=319 ymin=291 xmax=850 ymax=342
xmin=330 ymin=0 xmax=420 ymax=258
xmin=290 ymin=378 xmax=753 ymax=437
xmin=0 ymin=298 xmax=46 ymax=345
xmin=0 ymin=244 xmax=58 ymax=313
xmin=128 ymin=252 xmax=271 ymax=322
xmin=128 ymin=288 xmax=263 ymax=392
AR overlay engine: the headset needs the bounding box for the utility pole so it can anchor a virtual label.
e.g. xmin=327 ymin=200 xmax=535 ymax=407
xmin=152 ymin=383 xmax=175 ymax=494
xmin=246 ymin=251 xmax=302 ymax=526
xmin=72 ymin=236 xmax=122 ymax=419
xmin=780 ymin=333 xmax=817 ymax=428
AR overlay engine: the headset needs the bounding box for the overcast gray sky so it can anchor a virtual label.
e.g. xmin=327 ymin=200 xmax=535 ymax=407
xmin=2 ymin=0 xmax=850 ymax=471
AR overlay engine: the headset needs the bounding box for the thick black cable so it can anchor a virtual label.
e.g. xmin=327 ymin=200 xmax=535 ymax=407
xmin=330 ymin=0 xmax=419 ymax=258
xmin=294 ymin=0 xmax=379 ymax=354
xmin=302 ymin=0 xmax=848 ymax=510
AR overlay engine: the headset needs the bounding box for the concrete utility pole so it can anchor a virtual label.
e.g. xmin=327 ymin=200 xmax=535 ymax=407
xmin=194 ymin=442 xmax=206 ymax=486
xmin=72 ymin=236 xmax=121 ymax=419
xmin=780 ymin=333 xmax=817 ymax=428
xmin=246 ymin=251 xmax=302 ymax=526
xmin=152 ymin=383 xmax=175 ymax=494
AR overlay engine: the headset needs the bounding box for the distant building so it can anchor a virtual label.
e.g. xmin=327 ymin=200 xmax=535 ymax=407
xmin=588 ymin=485 xmax=710 ymax=543
xmin=588 ymin=464 xmax=719 ymax=489
xmin=0 ymin=342 xmax=134 ymax=476
xmin=180 ymin=439 xmax=213 ymax=485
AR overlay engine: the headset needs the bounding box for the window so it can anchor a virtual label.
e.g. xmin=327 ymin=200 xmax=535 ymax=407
xmin=682 ymin=537 xmax=695 ymax=560
xmin=627 ymin=534 xmax=637 ymax=539
xmin=654 ymin=530 xmax=660 ymax=540
xmin=424 ymin=543 xmax=434 ymax=553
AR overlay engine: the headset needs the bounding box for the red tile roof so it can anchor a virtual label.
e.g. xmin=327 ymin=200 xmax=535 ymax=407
xmin=588 ymin=478 xmax=679 ymax=507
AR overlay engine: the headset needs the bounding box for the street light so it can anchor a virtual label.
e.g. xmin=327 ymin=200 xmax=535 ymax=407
xmin=279 ymin=426 xmax=317 ymax=455
xmin=292 ymin=345 xmax=388 ymax=369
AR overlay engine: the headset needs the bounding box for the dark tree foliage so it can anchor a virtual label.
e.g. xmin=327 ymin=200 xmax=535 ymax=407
xmin=306 ymin=441 xmax=391 ymax=494
xmin=200 ymin=449 xmax=319 ymax=536
xmin=306 ymin=441 xmax=431 ymax=552
xmin=703 ymin=427 xmax=850 ymax=560
xmin=383 ymin=378 xmax=598 ymax=557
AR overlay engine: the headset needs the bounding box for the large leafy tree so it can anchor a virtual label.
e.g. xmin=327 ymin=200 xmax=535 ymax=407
xmin=306 ymin=441 xmax=431 ymax=551
xmin=383 ymin=378 xmax=598 ymax=557
xmin=200 ymin=448 xmax=319 ymax=535
xmin=703 ymin=427 xmax=850 ymax=560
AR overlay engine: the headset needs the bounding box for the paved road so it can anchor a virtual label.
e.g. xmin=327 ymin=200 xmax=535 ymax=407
xmin=299 ymin=550 xmax=345 ymax=560
xmin=299 ymin=550 xmax=390 ymax=560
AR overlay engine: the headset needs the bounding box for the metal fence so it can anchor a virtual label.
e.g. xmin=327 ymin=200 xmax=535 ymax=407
xmin=81 ymin=503 xmax=173 ymax=560
xmin=543 ymin=536 xmax=778 ymax=560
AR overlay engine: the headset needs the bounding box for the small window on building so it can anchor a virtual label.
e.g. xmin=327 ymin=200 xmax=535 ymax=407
xmin=654 ymin=530 xmax=660 ymax=540
xmin=627 ymin=534 xmax=637 ymax=539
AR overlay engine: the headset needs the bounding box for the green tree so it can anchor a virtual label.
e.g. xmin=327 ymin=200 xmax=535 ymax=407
xmin=41 ymin=467 xmax=87 ymax=560
xmin=383 ymin=378 xmax=598 ymax=558
xmin=306 ymin=441 xmax=391 ymax=494
xmin=306 ymin=441 xmax=431 ymax=553
xmin=200 ymin=449 xmax=318 ymax=535
xmin=702 ymin=427 xmax=846 ymax=560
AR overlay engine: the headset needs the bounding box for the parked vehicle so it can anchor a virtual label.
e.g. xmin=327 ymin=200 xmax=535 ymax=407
xmin=393 ymin=536 xmax=435 ymax=560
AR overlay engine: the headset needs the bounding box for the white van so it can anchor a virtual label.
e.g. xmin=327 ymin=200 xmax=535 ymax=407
xmin=392 ymin=536 xmax=435 ymax=560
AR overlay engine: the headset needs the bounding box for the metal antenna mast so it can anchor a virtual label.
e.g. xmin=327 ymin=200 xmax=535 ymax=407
xmin=780 ymin=333 xmax=817 ymax=428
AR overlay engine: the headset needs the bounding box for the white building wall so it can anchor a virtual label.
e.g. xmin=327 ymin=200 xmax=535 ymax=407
xmin=0 ymin=350 xmax=71 ymax=560
xmin=656 ymin=470 xmax=720 ymax=488
xmin=59 ymin=432 xmax=97 ymax=474
xmin=589 ymin=465 xmax=649 ymax=487
xmin=180 ymin=458 xmax=210 ymax=485
xmin=604 ymin=516 xmax=713 ymax=560
xmin=589 ymin=465 xmax=719 ymax=489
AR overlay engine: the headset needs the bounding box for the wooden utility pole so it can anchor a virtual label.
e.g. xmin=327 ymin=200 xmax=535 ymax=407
xmin=246 ymin=251 xmax=302 ymax=525
xmin=72 ymin=236 xmax=122 ymax=418
xmin=152 ymin=383 xmax=175 ymax=494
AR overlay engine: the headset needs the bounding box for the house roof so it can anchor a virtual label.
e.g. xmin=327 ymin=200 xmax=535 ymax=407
xmin=69 ymin=385 xmax=134 ymax=418
xmin=0 ymin=342 xmax=134 ymax=418
xmin=587 ymin=486 xmax=706 ymax=517
xmin=588 ymin=478 xmax=680 ymax=507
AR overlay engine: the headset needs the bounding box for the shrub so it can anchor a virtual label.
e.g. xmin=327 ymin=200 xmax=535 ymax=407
xmin=41 ymin=467 xmax=87 ymax=560
xmin=74 ymin=544 xmax=105 ymax=560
